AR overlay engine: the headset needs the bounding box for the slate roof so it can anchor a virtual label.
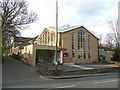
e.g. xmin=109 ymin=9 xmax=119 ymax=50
xmin=14 ymin=35 xmax=38 ymax=42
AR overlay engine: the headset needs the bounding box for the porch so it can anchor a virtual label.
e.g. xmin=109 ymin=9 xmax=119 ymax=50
xmin=34 ymin=44 xmax=63 ymax=65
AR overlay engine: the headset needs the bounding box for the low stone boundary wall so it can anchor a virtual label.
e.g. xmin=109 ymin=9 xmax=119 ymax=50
xmin=46 ymin=67 xmax=119 ymax=76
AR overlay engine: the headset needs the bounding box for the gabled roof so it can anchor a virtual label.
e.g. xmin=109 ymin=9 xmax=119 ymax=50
xmin=47 ymin=25 xmax=79 ymax=32
xmin=47 ymin=25 xmax=99 ymax=40
xmin=36 ymin=25 xmax=80 ymax=41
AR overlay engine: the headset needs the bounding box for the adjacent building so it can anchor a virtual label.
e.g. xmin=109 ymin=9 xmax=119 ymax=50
xmin=11 ymin=25 xmax=99 ymax=66
xmin=99 ymin=46 xmax=114 ymax=62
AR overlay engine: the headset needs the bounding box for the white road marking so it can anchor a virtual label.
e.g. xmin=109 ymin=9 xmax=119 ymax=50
xmin=94 ymin=79 xmax=118 ymax=84
xmin=56 ymin=85 xmax=76 ymax=88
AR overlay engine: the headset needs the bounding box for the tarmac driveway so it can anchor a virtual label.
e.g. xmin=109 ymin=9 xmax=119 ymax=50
xmin=2 ymin=56 xmax=40 ymax=82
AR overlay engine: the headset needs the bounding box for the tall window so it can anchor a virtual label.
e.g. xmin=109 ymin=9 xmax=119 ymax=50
xmin=78 ymin=30 xmax=86 ymax=58
xmin=72 ymin=32 xmax=75 ymax=57
xmin=51 ymin=33 xmax=53 ymax=46
xmin=43 ymin=34 xmax=45 ymax=44
xmin=51 ymin=33 xmax=55 ymax=46
xmin=40 ymin=37 xmax=42 ymax=45
xmin=48 ymin=32 xmax=50 ymax=45
xmin=88 ymin=35 xmax=90 ymax=58
xmin=45 ymin=31 xmax=47 ymax=44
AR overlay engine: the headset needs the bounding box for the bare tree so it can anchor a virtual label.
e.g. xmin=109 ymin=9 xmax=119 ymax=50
xmin=0 ymin=0 xmax=37 ymax=51
xmin=107 ymin=20 xmax=120 ymax=61
xmin=105 ymin=33 xmax=115 ymax=48
xmin=108 ymin=20 xmax=120 ymax=48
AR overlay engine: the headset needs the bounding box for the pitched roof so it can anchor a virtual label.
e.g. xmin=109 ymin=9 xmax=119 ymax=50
xmin=47 ymin=25 xmax=80 ymax=32
xmin=14 ymin=36 xmax=38 ymax=42
xmin=14 ymin=37 xmax=31 ymax=42
xmin=47 ymin=25 xmax=98 ymax=40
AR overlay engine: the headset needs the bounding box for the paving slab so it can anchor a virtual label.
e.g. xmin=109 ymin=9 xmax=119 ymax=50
xmin=67 ymin=64 xmax=94 ymax=69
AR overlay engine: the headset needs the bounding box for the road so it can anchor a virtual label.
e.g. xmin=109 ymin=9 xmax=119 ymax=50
xmin=2 ymin=56 xmax=119 ymax=88
xmin=3 ymin=73 xmax=119 ymax=88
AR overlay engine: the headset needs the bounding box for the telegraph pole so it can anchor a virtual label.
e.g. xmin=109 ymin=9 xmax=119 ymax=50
xmin=55 ymin=0 xmax=58 ymax=75
xmin=118 ymin=1 xmax=120 ymax=61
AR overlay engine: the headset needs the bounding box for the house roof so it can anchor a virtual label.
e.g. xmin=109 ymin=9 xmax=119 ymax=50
xmin=14 ymin=36 xmax=38 ymax=42
xmin=14 ymin=37 xmax=32 ymax=42
xmin=36 ymin=25 xmax=81 ymax=41
xmin=47 ymin=25 xmax=99 ymax=40
xmin=48 ymin=25 xmax=79 ymax=32
xmin=13 ymin=36 xmax=38 ymax=48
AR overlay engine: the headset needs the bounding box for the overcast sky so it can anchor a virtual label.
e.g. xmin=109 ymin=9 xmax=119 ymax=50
xmin=21 ymin=0 xmax=118 ymax=39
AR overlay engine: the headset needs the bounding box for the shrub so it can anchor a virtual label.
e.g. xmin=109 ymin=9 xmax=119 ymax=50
xmin=111 ymin=53 xmax=119 ymax=61
xmin=38 ymin=65 xmax=48 ymax=76
xmin=47 ymin=69 xmax=62 ymax=76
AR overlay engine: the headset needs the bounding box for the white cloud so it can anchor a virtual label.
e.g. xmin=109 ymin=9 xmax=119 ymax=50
xmin=21 ymin=0 xmax=118 ymax=38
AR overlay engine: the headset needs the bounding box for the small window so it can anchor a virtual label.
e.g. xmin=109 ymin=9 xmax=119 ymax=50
xmin=72 ymin=50 xmax=75 ymax=57
xmin=78 ymin=55 xmax=80 ymax=58
xmin=72 ymin=53 xmax=74 ymax=57
xmin=88 ymin=53 xmax=90 ymax=58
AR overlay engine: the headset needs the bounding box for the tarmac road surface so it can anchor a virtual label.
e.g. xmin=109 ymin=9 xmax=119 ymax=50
xmin=2 ymin=56 xmax=119 ymax=88
xmin=3 ymin=72 xmax=119 ymax=88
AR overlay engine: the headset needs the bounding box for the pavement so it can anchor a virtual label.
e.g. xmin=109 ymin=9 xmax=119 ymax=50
xmin=66 ymin=63 xmax=119 ymax=69
xmin=39 ymin=62 xmax=119 ymax=70
xmin=2 ymin=56 xmax=119 ymax=81
xmin=66 ymin=64 xmax=94 ymax=69
xmin=38 ymin=63 xmax=119 ymax=80
xmin=2 ymin=56 xmax=40 ymax=82
xmin=2 ymin=56 xmax=119 ymax=88
xmin=47 ymin=72 xmax=118 ymax=79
